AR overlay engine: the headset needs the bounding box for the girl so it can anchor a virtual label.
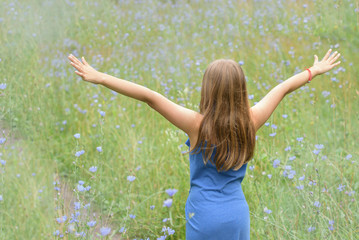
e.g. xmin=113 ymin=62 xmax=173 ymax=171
xmin=68 ymin=49 xmax=341 ymax=239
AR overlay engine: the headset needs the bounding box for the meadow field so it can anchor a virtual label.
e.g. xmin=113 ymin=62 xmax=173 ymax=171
xmin=0 ymin=0 xmax=358 ymax=239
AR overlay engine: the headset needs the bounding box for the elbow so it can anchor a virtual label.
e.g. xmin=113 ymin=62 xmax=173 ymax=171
xmin=277 ymin=82 xmax=290 ymax=97
xmin=145 ymin=90 xmax=156 ymax=108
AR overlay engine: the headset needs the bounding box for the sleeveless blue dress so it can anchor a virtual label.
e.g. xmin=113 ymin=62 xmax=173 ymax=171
xmin=185 ymin=138 xmax=250 ymax=240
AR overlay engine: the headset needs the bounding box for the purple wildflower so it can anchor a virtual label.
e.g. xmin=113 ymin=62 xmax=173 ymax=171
xmin=87 ymin=221 xmax=96 ymax=227
xmin=273 ymin=159 xmax=280 ymax=168
xmin=89 ymin=166 xmax=97 ymax=172
xmin=165 ymin=189 xmax=178 ymax=197
xmin=75 ymin=150 xmax=85 ymax=157
xmin=100 ymin=227 xmax=111 ymax=236
xmin=163 ymin=199 xmax=173 ymax=208
xmin=127 ymin=175 xmax=136 ymax=182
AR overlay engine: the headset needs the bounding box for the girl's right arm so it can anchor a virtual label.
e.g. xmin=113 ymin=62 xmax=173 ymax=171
xmin=68 ymin=54 xmax=201 ymax=139
xmin=250 ymin=49 xmax=341 ymax=132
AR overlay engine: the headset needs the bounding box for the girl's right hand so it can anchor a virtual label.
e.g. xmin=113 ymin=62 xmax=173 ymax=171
xmin=68 ymin=54 xmax=103 ymax=84
xmin=311 ymin=49 xmax=341 ymax=76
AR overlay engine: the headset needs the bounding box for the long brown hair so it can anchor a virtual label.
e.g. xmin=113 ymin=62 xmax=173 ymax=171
xmin=191 ymin=59 xmax=256 ymax=172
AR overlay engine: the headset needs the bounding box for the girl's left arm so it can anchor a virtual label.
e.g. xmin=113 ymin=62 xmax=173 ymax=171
xmin=68 ymin=54 xmax=200 ymax=138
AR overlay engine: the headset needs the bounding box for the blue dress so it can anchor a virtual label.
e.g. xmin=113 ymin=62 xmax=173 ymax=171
xmin=185 ymin=138 xmax=250 ymax=240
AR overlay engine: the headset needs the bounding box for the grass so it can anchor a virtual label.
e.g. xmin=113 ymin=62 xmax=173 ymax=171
xmin=0 ymin=0 xmax=358 ymax=239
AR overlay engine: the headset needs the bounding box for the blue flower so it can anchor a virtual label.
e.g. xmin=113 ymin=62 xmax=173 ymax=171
xmin=127 ymin=175 xmax=136 ymax=182
xmin=150 ymin=205 xmax=155 ymax=210
xmin=99 ymin=111 xmax=106 ymax=117
xmin=0 ymin=83 xmax=7 ymax=89
xmin=313 ymin=201 xmax=321 ymax=208
xmin=74 ymin=133 xmax=80 ymax=139
xmin=307 ymin=226 xmax=315 ymax=232
xmin=285 ymin=146 xmax=291 ymax=151
xmin=309 ymin=181 xmax=317 ymax=186
xmin=78 ymin=180 xmax=85 ymax=185
xmin=87 ymin=220 xmax=96 ymax=227
xmin=74 ymin=202 xmax=81 ymax=210
xmin=347 ymin=191 xmax=355 ymax=196
xmin=119 ymin=227 xmax=126 ymax=233
xmin=238 ymin=60 xmax=244 ymax=66
xmin=315 ymin=144 xmax=324 ymax=149
xmin=163 ymin=199 xmax=173 ymax=208
xmin=157 ymin=236 xmax=166 ymax=240
xmin=299 ymin=175 xmax=305 ymax=181
xmin=77 ymin=184 xmax=85 ymax=192
xmin=289 ymin=156 xmax=296 ymax=161
xmin=313 ymin=149 xmax=321 ymax=155
xmin=129 ymin=214 xmax=136 ymax=219
xmin=0 ymin=160 xmax=6 ymax=166
xmin=96 ymin=146 xmax=102 ymax=152
xmin=264 ymin=207 xmax=272 ymax=214
xmin=272 ymin=159 xmax=280 ymax=168
xmin=345 ymin=154 xmax=352 ymax=160
xmin=165 ymin=189 xmax=178 ymax=197
xmin=100 ymin=227 xmax=111 ymax=236
xmin=249 ymin=165 xmax=255 ymax=171
xmin=296 ymin=137 xmax=303 ymax=142
xmin=56 ymin=215 xmax=67 ymax=223
xmin=75 ymin=150 xmax=85 ymax=157
xmin=162 ymin=226 xmax=175 ymax=235
xmin=0 ymin=138 xmax=6 ymax=144
xmin=271 ymin=124 xmax=277 ymax=129
xmin=322 ymin=91 xmax=330 ymax=97
xmin=282 ymin=114 xmax=288 ymax=118
xmin=296 ymin=185 xmax=304 ymax=190
xmin=337 ymin=184 xmax=345 ymax=192
xmin=89 ymin=166 xmax=97 ymax=172
xmin=269 ymin=132 xmax=276 ymax=137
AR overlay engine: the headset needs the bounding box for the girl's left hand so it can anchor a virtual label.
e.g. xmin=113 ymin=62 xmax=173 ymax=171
xmin=68 ymin=54 xmax=103 ymax=84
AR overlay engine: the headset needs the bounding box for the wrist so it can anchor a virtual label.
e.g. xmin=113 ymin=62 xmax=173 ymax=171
xmin=98 ymin=72 xmax=107 ymax=85
xmin=308 ymin=66 xmax=319 ymax=78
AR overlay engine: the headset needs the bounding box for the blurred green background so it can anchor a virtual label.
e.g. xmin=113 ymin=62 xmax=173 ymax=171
xmin=0 ymin=0 xmax=358 ymax=239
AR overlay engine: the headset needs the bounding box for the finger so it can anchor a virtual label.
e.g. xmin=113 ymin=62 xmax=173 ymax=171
xmin=328 ymin=51 xmax=338 ymax=62
xmin=314 ymin=55 xmax=318 ymax=64
xmin=82 ymin=56 xmax=89 ymax=66
xmin=322 ymin=49 xmax=332 ymax=61
xmin=69 ymin=54 xmax=83 ymax=66
xmin=332 ymin=61 xmax=341 ymax=67
xmin=330 ymin=52 xmax=340 ymax=63
xmin=328 ymin=52 xmax=340 ymax=63
xmin=75 ymin=71 xmax=84 ymax=77
xmin=70 ymin=61 xmax=82 ymax=71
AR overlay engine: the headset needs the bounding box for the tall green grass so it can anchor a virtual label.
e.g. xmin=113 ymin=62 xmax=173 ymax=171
xmin=0 ymin=0 xmax=358 ymax=239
